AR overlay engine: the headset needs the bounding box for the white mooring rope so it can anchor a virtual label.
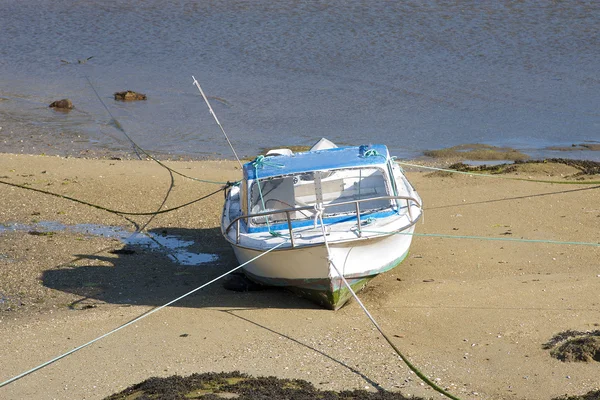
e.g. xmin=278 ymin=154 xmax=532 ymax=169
xmin=315 ymin=206 xmax=462 ymax=400
xmin=0 ymin=240 xmax=288 ymax=388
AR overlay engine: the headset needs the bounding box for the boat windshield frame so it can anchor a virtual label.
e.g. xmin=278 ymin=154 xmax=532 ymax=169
xmin=244 ymin=164 xmax=399 ymax=232
xmin=225 ymin=193 xmax=421 ymax=246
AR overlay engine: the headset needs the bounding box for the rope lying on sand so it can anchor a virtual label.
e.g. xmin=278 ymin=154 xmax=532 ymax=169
xmin=396 ymin=161 xmax=600 ymax=185
xmin=360 ymin=230 xmax=600 ymax=247
xmin=314 ymin=204 xmax=463 ymax=400
xmin=0 ymin=179 xmax=228 ymax=216
xmin=0 ymin=240 xmax=289 ymax=388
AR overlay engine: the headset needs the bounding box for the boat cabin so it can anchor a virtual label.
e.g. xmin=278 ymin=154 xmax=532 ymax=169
xmin=239 ymin=145 xmax=401 ymax=233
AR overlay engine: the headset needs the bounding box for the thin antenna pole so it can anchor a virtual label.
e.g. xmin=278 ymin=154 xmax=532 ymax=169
xmin=192 ymin=76 xmax=243 ymax=169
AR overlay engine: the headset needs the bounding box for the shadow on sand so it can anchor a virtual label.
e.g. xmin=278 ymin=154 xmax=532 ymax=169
xmin=41 ymin=226 xmax=317 ymax=311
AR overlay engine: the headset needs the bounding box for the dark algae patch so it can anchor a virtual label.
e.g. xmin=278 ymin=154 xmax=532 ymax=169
xmin=546 ymin=143 xmax=600 ymax=152
xmin=423 ymin=144 xmax=529 ymax=161
xmin=446 ymin=159 xmax=600 ymax=177
xmin=551 ymin=336 xmax=600 ymax=362
xmin=543 ymin=330 xmax=600 ymax=363
xmin=103 ymin=371 xmax=424 ymax=400
xmin=103 ymin=371 xmax=600 ymax=400
xmin=551 ymin=391 xmax=600 ymax=400
xmin=534 ymin=158 xmax=600 ymax=175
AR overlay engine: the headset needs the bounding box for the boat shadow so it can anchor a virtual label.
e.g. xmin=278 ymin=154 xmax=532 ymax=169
xmin=41 ymin=226 xmax=318 ymax=310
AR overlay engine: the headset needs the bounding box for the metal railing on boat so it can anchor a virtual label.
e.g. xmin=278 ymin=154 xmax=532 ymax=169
xmin=225 ymin=195 xmax=422 ymax=247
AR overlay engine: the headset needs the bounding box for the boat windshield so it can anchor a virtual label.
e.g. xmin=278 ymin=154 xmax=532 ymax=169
xmin=249 ymin=167 xmax=391 ymax=225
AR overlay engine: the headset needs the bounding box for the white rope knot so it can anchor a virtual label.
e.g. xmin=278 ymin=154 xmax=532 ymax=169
xmin=313 ymin=203 xmax=325 ymax=229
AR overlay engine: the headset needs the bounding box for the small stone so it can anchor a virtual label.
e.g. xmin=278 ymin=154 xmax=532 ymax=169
xmin=49 ymin=99 xmax=74 ymax=109
xmin=114 ymin=90 xmax=147 ymax=101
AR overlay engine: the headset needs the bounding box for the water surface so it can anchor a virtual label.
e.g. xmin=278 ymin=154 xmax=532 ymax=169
xmin=0 ymin=1 xmax=598 ymax=160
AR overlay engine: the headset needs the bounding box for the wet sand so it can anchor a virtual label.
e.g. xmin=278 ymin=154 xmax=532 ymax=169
xmin=0 ymin=153 xmax=599 ymax=400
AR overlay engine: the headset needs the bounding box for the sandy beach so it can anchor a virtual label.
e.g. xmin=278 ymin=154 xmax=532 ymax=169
xmin=0 ymin=153 xmax=599 ymax=400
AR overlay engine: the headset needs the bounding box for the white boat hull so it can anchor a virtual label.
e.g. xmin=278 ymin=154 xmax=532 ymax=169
xmin=229 ymin=225 xmax=415 ymax=309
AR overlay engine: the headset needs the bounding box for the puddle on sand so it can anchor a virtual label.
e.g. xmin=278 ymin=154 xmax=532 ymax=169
xmin=0 ymin=221 xmax=218 ymax=266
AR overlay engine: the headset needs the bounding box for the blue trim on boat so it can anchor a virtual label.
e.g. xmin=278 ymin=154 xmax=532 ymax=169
xmin=246 ymin=209 xmax=397 ymax=233
xmin=244 ymin=144 xmax=390 ymax=180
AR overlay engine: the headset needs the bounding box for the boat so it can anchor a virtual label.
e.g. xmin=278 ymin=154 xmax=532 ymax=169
xmin=221 ymin=139 xmax=422 ymax=310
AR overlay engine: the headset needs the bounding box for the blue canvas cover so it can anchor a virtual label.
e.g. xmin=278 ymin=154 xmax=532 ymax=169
xmin=244 ymin=144 xmax=390 ymax=180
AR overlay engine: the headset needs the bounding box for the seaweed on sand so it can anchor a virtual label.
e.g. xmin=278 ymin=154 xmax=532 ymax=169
xmin=424 ymin=144 xmax=529 ymax=161
xmin=103 ymin=371 xmax=424 ymax=400
xmin=447 ymin=159 xmax=600 ymax=176
xmin=551 ymin=390 xmax=600 ymax=400
xmin=543 ymin=330 xmax=600 ymax=363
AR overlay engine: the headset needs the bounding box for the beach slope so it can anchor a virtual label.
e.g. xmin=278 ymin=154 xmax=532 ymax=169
xmin=0 ymin=154 xmax=599 ymax=400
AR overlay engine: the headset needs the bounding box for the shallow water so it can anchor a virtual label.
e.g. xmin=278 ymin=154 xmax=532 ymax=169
xmin=0 ymin=221 xmax=218 ymax=266
xmin=0 ymin=0 xmax=598 ymax=160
